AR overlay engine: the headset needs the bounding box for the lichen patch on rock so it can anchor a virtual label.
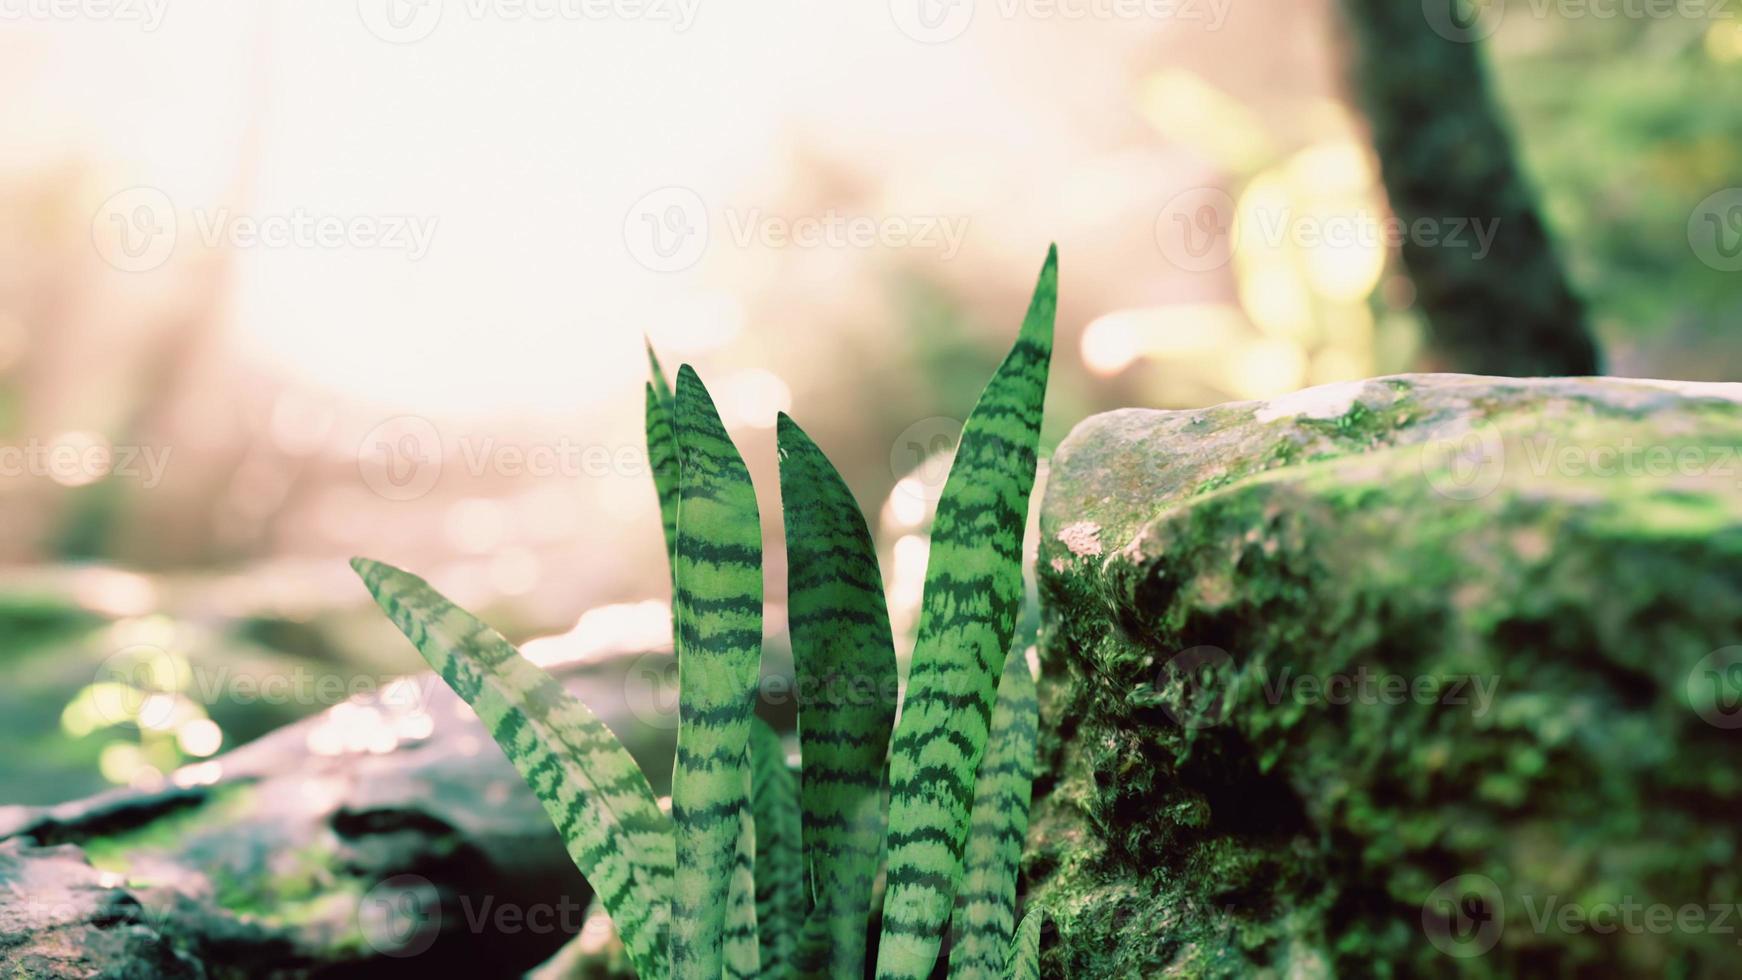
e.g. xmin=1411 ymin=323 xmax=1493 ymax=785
xmin=1056 ymin=521 xmax=1103 ymax=558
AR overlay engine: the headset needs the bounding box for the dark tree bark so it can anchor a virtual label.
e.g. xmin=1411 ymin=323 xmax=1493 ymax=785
xmin=1336 ymin=1 xmax=1602 ymax=377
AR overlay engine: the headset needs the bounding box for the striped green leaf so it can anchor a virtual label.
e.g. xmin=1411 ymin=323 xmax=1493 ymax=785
xmin=948 ymin=647 xmax=1039 ymax=978
xmin=795 ymin=903 xmax=834 ymax=980
xmin=645 ymin=343 xmax=680 ymax=572
xmin=669 ymin=365 xmax=765 ymax=979
xmin=350 ymin=558 xmax=673 ymax=979
xmin=1003 ymin=908 xmax=1045 ymax=980
xmin=877 ymin=244 xmax=1057 ymax=979
xmin=723 ymin=775 xmax=761 ymax=979
xmin=776 ymin=412 xmax=900 ymax=980
xmin=750 ymin=717 xmax=803 ymax=977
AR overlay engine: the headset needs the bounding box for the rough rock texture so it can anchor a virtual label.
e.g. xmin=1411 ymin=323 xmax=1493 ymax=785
xmin=0 ymin=651 xmax=680 ymax=979
xmin=1027 ymin=375 xmax=1742 ymax=977
xmin=0 ymin=839 xmax=202 ymax=979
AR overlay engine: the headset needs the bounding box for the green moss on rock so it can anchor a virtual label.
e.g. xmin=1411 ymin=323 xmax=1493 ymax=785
xmin=1028 ymin=375 xmax=1742 ymax=977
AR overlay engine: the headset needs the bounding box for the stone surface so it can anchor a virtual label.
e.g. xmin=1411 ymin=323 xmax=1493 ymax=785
xmin=1027 ymin=374 xmax=1742 ymax=977
xmin=0 ymin=650 xmax=680 ymax=979
xmin=0 ymin=839 xmax=201 ymax=979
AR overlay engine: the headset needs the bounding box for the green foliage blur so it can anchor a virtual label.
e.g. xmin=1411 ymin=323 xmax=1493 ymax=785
xmin=1494 ymin=16 xmax=1742 ymax=371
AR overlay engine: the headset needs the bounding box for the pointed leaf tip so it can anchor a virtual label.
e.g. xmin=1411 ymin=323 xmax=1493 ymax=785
xmin=1035 ymin=245 xmax=1058 ymax=295
xmin=646 ymin=343 xmax=675 ymax=409
xmin=350 ymin=556 xmax=393 ymax=581
xmin=674 ymin=364 xmax=730 ymax=434
xmin=774 ymin=411 xmax=805 ymax=446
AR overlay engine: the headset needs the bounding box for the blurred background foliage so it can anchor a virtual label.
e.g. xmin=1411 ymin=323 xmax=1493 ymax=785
xmin=0 ymin=0 xmax=1736 ymax=805
xmin=1492 ymin=16 xmax=1742 ymax=377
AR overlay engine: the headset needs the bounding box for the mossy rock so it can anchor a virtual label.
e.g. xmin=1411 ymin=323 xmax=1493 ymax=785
xmin=1028 ymin=375 xmax=1742 ymax=977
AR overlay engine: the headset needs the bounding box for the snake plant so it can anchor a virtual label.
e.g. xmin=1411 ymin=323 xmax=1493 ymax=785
xmin=353 ymin=246 xmax=1057 ymax=978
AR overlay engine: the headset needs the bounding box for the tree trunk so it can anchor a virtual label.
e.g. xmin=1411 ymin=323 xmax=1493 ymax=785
xmin=1336 ymin=0 xmax=1602 ymax=377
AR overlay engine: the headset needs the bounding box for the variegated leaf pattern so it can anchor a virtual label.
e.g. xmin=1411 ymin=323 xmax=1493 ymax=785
xmin=877 ymin=245 xmax=1057 ymax=979
xmin=947 ymin=647 xmax=1039 ymax=978
xmin=669 ymin=365 xmax=764 ymax=979
xmin=749 ymin=717 xmax=803 ymax=978
xmin=775 ymin=412 xmax=899 ymax=980
xmin=1003 ymin=908 xmax=1045 ymax=980
xmin=723 ymin=771 xmax=761 ymax=980
xmin=794 ymin=903 xmax=834 ymax=980
xmin=351 ymin=558 xmax=673 ymax=979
